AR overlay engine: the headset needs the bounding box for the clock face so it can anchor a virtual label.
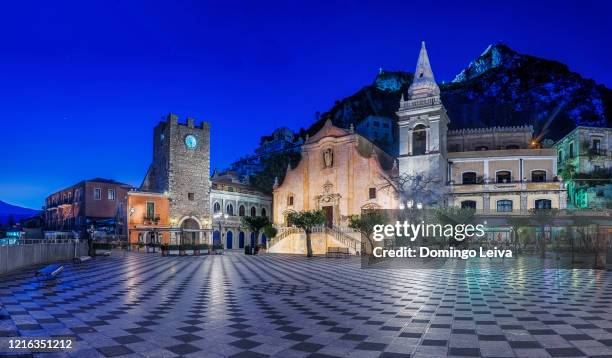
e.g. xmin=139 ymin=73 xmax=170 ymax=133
xmin=185 ymin=135 xmax=197 ymax=149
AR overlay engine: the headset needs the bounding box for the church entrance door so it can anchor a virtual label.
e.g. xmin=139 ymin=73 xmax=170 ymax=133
xmin=322 ymin=206 xmax=333 ymax=228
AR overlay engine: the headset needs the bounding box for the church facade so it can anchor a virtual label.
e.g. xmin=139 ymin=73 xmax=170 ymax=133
xmin=272 ymin=120 xmax=398 ymax=228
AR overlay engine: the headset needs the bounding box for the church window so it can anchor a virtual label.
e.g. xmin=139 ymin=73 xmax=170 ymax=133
xmin=226 ymin=204 xmax=234 ymax=216
xmin=412 ymin=124 xmax=427 ymax=155
xmin=213 ymin=202 xmax=221 ymax=213
xmin=496 ymin=200 xmax=513 ymax=212
xmin=188 ymin=192 xmax=195 ymax=201
xmin=250 ymin=206 xmax=257 ymax=217
xmin=462 ymin=172 xmax=478 ymax=184
xmin=369 ymin=188 xmax=377 ymax=199
xmin=461 ymin=200 xmax=476 ymax=209
xmin=261 ymin=208 xmax=267 ymax=217
xmin=239 ymin=205 xmax=246 ymax=216
xmin=496 ymin=171 xmax=511 ymax=183
xmin=287 ymin=195 xmax=294 ymax=206
xmin=531 ymin=170 xmax=546 ymax=182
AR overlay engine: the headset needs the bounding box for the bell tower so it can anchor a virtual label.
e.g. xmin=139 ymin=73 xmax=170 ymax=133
xmin=397 ymin=42 xmax=449 ymax=202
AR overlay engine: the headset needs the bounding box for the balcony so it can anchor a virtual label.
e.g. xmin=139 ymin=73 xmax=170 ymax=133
xmin=449 ymin=180 xmax=564 ymax=193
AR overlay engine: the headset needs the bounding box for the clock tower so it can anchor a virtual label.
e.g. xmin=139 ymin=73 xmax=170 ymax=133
xmin=141 ymin=113 xmax=211 ymax=232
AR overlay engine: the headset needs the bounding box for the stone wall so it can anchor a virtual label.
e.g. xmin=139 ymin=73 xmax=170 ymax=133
xmin=0 ymin=242 xmax=88 ymax=275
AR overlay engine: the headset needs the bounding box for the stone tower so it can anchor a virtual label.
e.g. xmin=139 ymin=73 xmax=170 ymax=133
xmin=397 ymin=42 xmax=449 ymax=204
xmin=141 ymin=113 xmax=211 ymax=232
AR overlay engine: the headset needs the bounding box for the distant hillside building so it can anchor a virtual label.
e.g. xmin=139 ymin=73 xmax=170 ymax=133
xmin=356 ymin=115 xmax=394 ymax=152
xmin=210 ymin=170 xmax=272 ymax=250
xmin=229 ymin=127 xmax=303 ymax=180
xmin=555 ymin=126 xmax=612 ymax=208
xmin=44 ymin=178 xmax=132 ymax=237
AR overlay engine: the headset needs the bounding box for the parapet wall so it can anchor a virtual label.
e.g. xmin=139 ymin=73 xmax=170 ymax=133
xmin=0 ymin=242 xmax=88 ymax=275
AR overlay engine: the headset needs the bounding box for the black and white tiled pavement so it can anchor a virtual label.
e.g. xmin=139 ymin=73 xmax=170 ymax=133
xmin=1 ymin=252 xmax=612 ymax=357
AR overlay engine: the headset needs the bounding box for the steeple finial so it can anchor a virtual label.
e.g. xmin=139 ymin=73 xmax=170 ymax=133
xmin=407 ymin=41 xmax=440 ymax=100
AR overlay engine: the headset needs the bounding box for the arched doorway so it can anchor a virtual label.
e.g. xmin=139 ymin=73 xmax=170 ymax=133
xmin=226 ymin=231 xmax=233 ymax=249
xmin=250 ymin=232 xmax=256 ymax=247
xmin=213 ymin=230 xmax=221 ymax=246
xmin=261 ymin=233 xmax=267 ymax=247
xmin=239 ymin=232 xmax=245 ymax=248
xmin=180 ymin=218 xmax=200 ymax=245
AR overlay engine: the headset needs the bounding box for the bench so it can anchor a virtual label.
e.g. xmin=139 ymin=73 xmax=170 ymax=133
xmin=326 ymin=247 xmax=350 ymax=258
xmin=35 ymin=264 xmax=64 ymax=281
xmin=73 ymin=256 xmax=91 ymax=264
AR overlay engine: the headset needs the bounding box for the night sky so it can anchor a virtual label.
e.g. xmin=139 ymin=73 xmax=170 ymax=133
xmin=2 ymin=0 xmax=611 ymax=209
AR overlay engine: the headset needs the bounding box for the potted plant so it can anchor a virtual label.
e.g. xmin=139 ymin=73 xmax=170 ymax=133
xmin=137 ymin=242 xmax=145 ymax=251
xmin=244 ymin=245 xmax=251 ymax=255
xmin=213 ymin=243 xmax=224 ymax=255
xmin=179 ymin=243 xmax=188 ymax=256
xmin=194 ymin=243 xmax=208 ymax=256
xmin=167 ymin=244 xmax=180 ymax=256
xmin=160 ymin=243 xmax=169 ymax=256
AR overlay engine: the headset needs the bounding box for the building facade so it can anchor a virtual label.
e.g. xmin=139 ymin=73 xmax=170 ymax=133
xmin=356 ymin=115 xmax=394 ymax=149
xmin=398 ymin=42 xmax=566 ymax=212
xmin=210 ymin=171 xmax=272 ymax=250
xmin=555 ymin=126 xmax=612 ymax=208
xmin=44 ymin=178 xmax=132 ymax=237
xmin=272 ymin=119 xmax=398 ymax=228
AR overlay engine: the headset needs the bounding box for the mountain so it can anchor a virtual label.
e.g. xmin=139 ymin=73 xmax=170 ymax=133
xmin=308 ymin=43 xmax=611 ymax=141
xmin=0 ymin=200 xmax=40 ymax=225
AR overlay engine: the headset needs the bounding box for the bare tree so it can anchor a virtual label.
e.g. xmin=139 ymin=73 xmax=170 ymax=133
xmin=379 ymin=171 xmax=445 ymax=208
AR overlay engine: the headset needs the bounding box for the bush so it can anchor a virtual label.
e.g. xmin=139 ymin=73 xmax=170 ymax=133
xmin=167 ymin=244 xmax=180 ymax=251
xmin=93 ymin=243 xmax=112 ymax=250
xmin=196 ymin=244 xmax=209 ymax=250
xmin=179 ymin=244 xmax=194 ymax=251
xmin=160 ymin=243 xmax=169 ymax=251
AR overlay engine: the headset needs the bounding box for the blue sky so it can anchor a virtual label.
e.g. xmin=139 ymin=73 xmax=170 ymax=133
xmin=1 ymin=0 xmax=611 ymax=209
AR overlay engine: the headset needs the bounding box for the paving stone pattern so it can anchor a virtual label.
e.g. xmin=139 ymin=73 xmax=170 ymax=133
xmin=1 ymin=252 xmax=612 ymax=357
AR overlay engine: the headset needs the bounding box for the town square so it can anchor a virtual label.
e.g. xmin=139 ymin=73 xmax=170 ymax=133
xmin=1 ymin=1 xmax=611 ymax=357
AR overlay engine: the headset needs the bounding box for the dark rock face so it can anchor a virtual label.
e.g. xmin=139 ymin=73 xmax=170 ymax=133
xmin=312 ymin=44 xmax=611 ymax=141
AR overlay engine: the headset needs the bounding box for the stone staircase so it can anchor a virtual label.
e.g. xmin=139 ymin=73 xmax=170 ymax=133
xmin=268 ymin=225 xmax=361 ymax=255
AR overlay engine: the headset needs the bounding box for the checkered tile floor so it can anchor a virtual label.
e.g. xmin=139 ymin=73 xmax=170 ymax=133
xmin=1 ymin=252 xmax=612 ymax=357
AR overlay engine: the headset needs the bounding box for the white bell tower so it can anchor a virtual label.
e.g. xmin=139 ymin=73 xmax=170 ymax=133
xmin=397 ymin=42 xmax=449 ymax=200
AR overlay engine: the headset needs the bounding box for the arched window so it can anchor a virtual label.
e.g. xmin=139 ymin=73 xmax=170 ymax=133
xmin=462 ymin=172 xmax=477 ymax=185
xmin=496 ymin=171 xmax=511 ymax=183
xmin=213 ymin=202 xmax=221 ymax=213
xmin=239 ymin=205 xmax=245 ymax=217
xmin=497 ymin=200 xmax=513 ymax=212
xmin=287 ymin=195 xmax=294 ymax=206
xmin=261 ymin=208 xmax=267 ymax=217
xmin=534 ymin=199 xmax=552 ymax=209
xmin=250 ymin=206 xmax=256 ymax=217
xmin=461 ymin=200 xmax=477 ymax=209
xmin=226 ymin=203 xmax=234 ymax=216
xmin=531 ymin=170 xmax=546 ymax=182
xmin=412 ymin=124 xmax=427 ymax=155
